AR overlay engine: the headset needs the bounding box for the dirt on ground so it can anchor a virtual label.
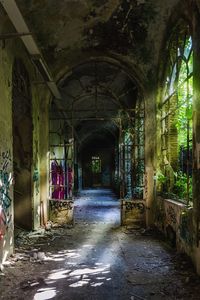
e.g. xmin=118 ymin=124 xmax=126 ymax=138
xmin=1 ymin=190 xmax=200 ymax=300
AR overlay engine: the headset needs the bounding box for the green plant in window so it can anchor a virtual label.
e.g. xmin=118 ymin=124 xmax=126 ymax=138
xmin=156 ymin=170 xmax=167 ymax=183
xmin=91 ymin=157 xmax=101 ymax=173
xmin=161 ymin=30 xmax=193 ymax=203
xmin=173 ymin=171 xmax=192 ymax=201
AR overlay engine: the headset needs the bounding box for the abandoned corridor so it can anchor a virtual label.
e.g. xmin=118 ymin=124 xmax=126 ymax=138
xmin=1 ymin=1 xmax=200 ymax=297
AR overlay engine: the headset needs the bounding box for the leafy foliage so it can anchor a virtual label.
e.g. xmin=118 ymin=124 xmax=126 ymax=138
xmin=161 ymin=30 xmax=193 ymax=203
xmin=173 ymin=171 xmax=192 ymax=201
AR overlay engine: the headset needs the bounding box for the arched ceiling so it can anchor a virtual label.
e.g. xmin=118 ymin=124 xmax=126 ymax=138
xmin=15 ymin=0 xmax=182 ymax=80
xmin=78 ymin=125 xmax=118 ymax=152
xmin=59 ymin=60 xmax=138 ymax=113
xmin=10 ymin=0 xmax=192 ymax=147
xmin=50 ymin=60 xmax=138 ymax=146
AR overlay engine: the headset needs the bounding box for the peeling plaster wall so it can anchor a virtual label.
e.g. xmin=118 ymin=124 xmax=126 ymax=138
xmin=145 ymin=89 xmax=157 ymax=227
xmin=154 ymin=197 xmax=194 ymax=250
xmin=39 ymin=90 xmax=50 ymax=227
xmin=0 ymin=36 xmax=14 ymax=265
xmin=15 ymin=0 xmax=180 ymax=82
xmin=0 ymin=15 xmax=49 ymax=264
xmin=32 ymin=85 xmax=50 ymax=229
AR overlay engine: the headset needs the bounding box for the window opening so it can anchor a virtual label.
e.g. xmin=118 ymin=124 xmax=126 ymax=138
xmin=49 ymin=120 xmax=74 ymax=200
xmin=160 ymin=23 xmax=193 ymax=204
xmin=91 ymin=156 xmax=101 ymax=173
xmin=119 ymin=101 xmax=145 ymax=199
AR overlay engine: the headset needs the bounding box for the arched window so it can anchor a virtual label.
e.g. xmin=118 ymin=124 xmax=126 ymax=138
xmin=160 ymin=21 xmax=193 ymax=204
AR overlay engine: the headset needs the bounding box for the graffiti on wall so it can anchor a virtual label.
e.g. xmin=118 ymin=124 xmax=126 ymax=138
xmin=179 ymin=210 xmax=193 ymax=246
xmin=124 ymin=201 xmax=145 ymax=214
xmin=49 ymin=199 xmax=74 ymax=225
xmin=121 ymin=199 xmax=146 ymax=226
xmin=0 ymin=149 xmax=13 ymax=241
xmin=0 ymin=150 xmax=11 ymax=171
xmin=155 ymin=206 xmax=166 ymax=228
xmin=50 ymin=200 xmax=73 ymax=211
xmin=166 ymin=205 xmax=177 ymax=226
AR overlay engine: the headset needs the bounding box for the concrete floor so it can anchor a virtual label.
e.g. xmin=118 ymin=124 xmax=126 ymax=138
xmin=1 ymin=189 xmax=200 ymax=299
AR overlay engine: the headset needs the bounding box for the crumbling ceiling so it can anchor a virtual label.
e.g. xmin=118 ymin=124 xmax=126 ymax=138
xmin=6 ymin=0 xmax=187 ymax=146
xmin=15 ymin=0 xmax=181 ymax=81
xmin=50 ymin=59 xmax=138 ymax=145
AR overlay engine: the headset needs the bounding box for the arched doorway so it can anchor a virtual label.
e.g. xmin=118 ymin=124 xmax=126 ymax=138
xmin=81 ymin=133 xmax=116 ymax=189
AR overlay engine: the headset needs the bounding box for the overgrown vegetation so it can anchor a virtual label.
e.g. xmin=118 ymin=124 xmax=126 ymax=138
xmin=161 ymin=29 xmax=193 ymax=204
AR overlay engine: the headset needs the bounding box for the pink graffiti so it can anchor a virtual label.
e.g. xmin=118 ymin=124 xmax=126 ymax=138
xmin=0 ymin=208 xmax=6 ymax=241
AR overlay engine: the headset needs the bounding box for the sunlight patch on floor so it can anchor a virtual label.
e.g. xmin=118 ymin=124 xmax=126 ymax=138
xmin=70 ymin=265 xmax=110 ymax=277
xmin=34 ymin=190 xmax=122 ymax=298
xmin=34 ymin=287 xmax=57 ymax=300
xmin=47 ymin=269 xmax=71 ymax=280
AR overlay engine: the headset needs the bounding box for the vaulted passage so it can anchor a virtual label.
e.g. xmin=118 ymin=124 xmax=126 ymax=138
xmin=1 ymin=0 xmax=200 ymax=298
xmin=49 ymin=60 xmax=144 ymax=203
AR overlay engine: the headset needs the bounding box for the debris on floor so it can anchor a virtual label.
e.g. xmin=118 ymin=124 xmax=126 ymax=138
xmin=1 ymin=190 xmax=200 ymax=300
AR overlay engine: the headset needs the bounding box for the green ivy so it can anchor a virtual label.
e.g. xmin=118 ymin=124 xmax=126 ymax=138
xmin=156 ymin=170 xmax=167 ymax=183
xmin=173 ymin=171 xmax=192 ymax=201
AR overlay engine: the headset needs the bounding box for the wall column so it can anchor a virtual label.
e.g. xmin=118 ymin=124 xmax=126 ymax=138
xmin=145 ymin=88 xmax=157 ymax=227
xmin=39 ymin=90 xmax=50 ymax=227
